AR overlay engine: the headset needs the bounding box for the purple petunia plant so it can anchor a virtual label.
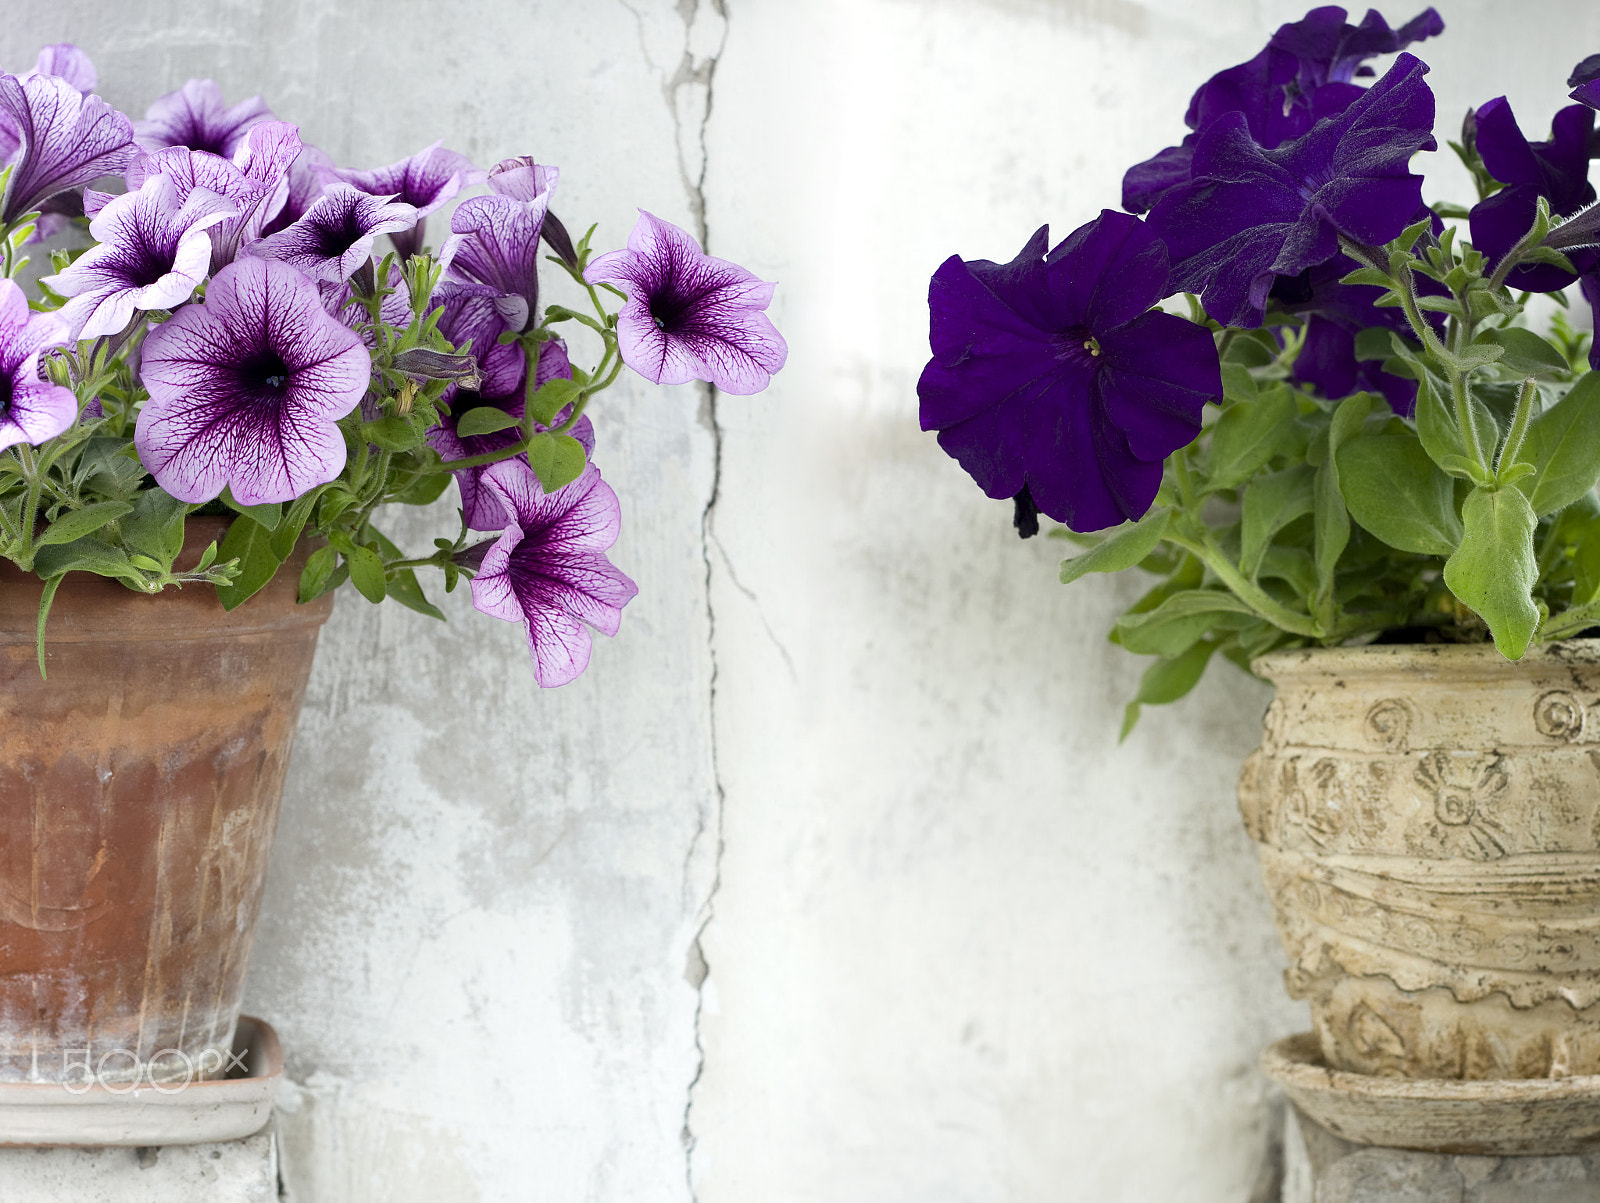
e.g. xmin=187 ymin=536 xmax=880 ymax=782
xmin=0 ymin=46 xmax=786 ymax=686
xmin=921 ymin=7 xmax=1600 ymax=734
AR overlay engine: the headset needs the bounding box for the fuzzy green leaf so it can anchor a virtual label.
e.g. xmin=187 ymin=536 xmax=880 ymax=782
xmin=1475 ymin=327 xmax=1570 ymax=379
xmin=214 ymin=516 xmax=282 ymax=611
xmin=1120 ymin=639 xmax=1220 ymax=741
xmin=1336 ymin=435 xmax=1462 ymax=555
xmin=346 ymin=544 xmax=386 ymax=603
xmin=526 ymin=431 xmax=587 ymax=493
xmin=1059 ymin=508 xmax=1170 ymax=585
xmin=1204 ymin=386 xmax=1295 ymax=491
xmin=454 ymin=406 xmax=522 ymax=437
xmin=1240 ymin=465 xmax=1315 ymax=579
xmin=1443 ymin=486 xmax=1539 ymax=659
xmin=35 ymin=500 xmax=132 ymax=547
xmin=1515 ymin=372 xmax=1600 ymax=516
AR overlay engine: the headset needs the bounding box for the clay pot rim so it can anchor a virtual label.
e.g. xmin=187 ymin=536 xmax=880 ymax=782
xmin=1264 ymin=1030 xmax=1600 ymax=1100
xmin=1253 ymin=636 xmax=1600 ymax=682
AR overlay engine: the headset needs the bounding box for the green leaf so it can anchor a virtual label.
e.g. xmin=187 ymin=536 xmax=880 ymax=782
xmin=1336 ymin=435 xmax=1463 ymax=555
xmin=34 ymin=574 xmax=63 ymax=679
xmin=214 ymin=516 xmax=283 ymax=611
xmin=1475 ymin=327 xmax=1571 ymax=379
xmin=1059 ymin=508 xmax=1170 ymax=585
xmin=32 ymin=539 xmax=146 ymax=589
xmin=120 ymin=489 xmax=188 ymax=566
xmin=390 ymin=471 xmax=452 ymax=506
xmin=365 ymin=525 xmax=446 ymax=620
xmin=525 ymin=431 xmax=588 ymax=493
xmin=346 ymin=544 xmax=386 ymax=603
xmin=34 ymin=500 xmax=132 ymax=547
xmin=1353 ymin=328 xmax=1394 ymax=362
xmin=454 ymin=406 xmax=522 ymax=437
xmin=1240 ymin=465 xmax=1315 ymax=579
xmin=1516 ymin=372 xmax=1600 ymax=516
xmin=1120 ymin=639 xmax=1220 ymax=741
xmin=527 ymin=377 xmax=583 ymax=428
xmin=1204 ymin=386 xmax=1295 ymax=491
xmin=298 ymin=543 xmax=339 ymax=603
xmin=220 ymin=488 xmax=281 ymax=531
xmin=1313 ymin=393 xmax=1373 ymax=613
xmin=1112 ymin=589 xmax=1257 ymax=656
xmin=361 ymin=416 xmax=422 ymax=451
xmin=1443 ymin=486 xmax=1539 ymax=659
xmin=1219 ymin=363 xmax=1257 ymax=402
xmin=268 ymin=487 xmax=324 ymax=561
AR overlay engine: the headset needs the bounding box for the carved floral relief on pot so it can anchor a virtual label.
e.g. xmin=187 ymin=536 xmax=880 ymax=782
xmin=1534 ymin=690 xmax=1586 ymax=741
xmin=1409 ymin=751 xmax=1512 ymax=860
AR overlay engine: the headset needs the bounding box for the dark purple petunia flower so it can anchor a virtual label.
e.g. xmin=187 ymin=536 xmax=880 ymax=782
xmin=918 ymin=212 xmax=1222 ymax=533
xmin=135 ymin=257 xmax=370 ymax=504
xmin=468 ymin=458 xmax=638 ymax=688
xmin=246 ymin=183 xmax=417 ymax=284
xmin=0 ymin=72 xmax=134 ymax=224
xmin=1148 ymin=52 xmax=1436 ymax=329
xmin=0 ymin=279 xmax=75 ymax=452
xmin=133 ymin=79 xmax=273 ymax=159
xmin=1270 ymin=254 xmax=1432 ymax=414
xmin=583 ymin=210 xmax=787 ymax=394
xmin=337 ymin=141 xmax=482 ymax=259
xmin=123 ymin=121 xmax=302 ymax=272
xmin=440 ymin=191 xmax=550 ymax=334
xmin=1468 ymin=97 xmax=1596 ymax=292
xmin=1123 ymin=6 xmax=1443 ymax=212
xmin=41 ymin=172 xmax=235 ymax=340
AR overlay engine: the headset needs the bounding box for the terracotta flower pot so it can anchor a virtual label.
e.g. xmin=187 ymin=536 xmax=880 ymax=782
xmin=1239 ymin=641 xmax=1600 ymax=1082
xmin=0 ymin=518 xmax=331 ymax=1085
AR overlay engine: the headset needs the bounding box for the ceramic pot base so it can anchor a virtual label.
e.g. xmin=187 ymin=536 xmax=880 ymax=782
xmin=1263 ymin=1030 xmax=1600 ymax=1156
xmin=0 ymin=1015 xmax=281 ymax=1147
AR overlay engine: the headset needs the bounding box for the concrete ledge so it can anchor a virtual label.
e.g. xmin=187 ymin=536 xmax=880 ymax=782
xmin=0 ymin=1126 xmax=276 ymax=1202
xmin=1283 ymin=1105 xmax=1600 ymax=1202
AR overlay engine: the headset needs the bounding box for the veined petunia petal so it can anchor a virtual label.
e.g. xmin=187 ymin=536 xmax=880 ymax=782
xmin=0 ymin=72 xmax=135 ymax=223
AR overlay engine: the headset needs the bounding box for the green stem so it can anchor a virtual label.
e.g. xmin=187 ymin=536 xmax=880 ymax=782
xmin=1165 ymin=531 xmax=1321 ymax=637
xmin=1495 ymin=378 xmax=1538 ymax=479
xmin=14 ymin=445 xmax=42 ymax=571
xmin=1450 ymin=369 xmax=1489 ymax=477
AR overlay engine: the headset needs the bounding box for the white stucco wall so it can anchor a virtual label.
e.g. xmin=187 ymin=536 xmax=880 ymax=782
xmin=2 ymin=2 xmax=1597 ymax=1201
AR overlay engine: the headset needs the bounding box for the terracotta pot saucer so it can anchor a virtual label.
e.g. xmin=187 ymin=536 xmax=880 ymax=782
xmin=1263 ymin=1030 xmax=1600 ymax=1156
xmin=0 ymin=1015 xmax=282 ymax=1147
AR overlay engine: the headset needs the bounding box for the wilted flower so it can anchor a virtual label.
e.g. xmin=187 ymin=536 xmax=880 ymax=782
xmin=583 ymin=209 xmax=787 ymax=394
xmin=0 ymin=279 xmax=74 ymax=452
xmin=41 ymin=172 xmax=235 ymax=340
xmin=918 ymin=212 xmax=1222 ymax=533
xmin=1147 ymin=52 xmax=1436 ymax=328
xmin=0 ymin=71 xmax=135 ymax=224
xmin=135 ymin=257 xmax=369 ymax=504
xmin=468 ymin=458 xmax=638 ymax=688
xmin=338 ymin=141 xmax=481 ymax=259
xmin=133 ymin=79 xmax=273 ymax=158
xmin=247 ymin=183 xmax=417 ymax=283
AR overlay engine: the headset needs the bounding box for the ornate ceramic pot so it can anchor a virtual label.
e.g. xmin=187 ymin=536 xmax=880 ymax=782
xmin=1239 ymin=640 xmax=1600 ymax=1081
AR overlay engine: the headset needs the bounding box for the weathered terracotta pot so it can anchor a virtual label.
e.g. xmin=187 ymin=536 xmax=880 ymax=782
xmin=1239 ymin=640 xmax=1600 ymax=1081
xmin=0 ymin=518 xmax=331 ymax=1084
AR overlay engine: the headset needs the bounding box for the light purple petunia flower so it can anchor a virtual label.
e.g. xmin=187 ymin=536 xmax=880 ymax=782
xmin=258 ymin=144 xmax=336 ymax=238
xmin=486 ymin=156 xmax=558 ymax=203
xmin=133 ymin=79 xmax=273 ymax=159
xmin=468 ymin=458 xmax=638 ymax=688
xmin=41 ymin=173 xmax=235 ymax=340
xmin=440 ymin=183 xmax=553 ymax=333
xmin=0 ymin=72 xmax=134 ymax=224
xmin=135 ymin=257 xmax=369 ymax=505
xmin=246 ymin=182 xmax=417 ymax=284
xmin=337 ymin=141 xmax=482 ymax=259
xmin=25 ymin=44 xmax=96 ymax=94
xmin=0 ymin=278 xmax=76 ymax=452
xmin=128 ymin=121 xmax=304 ymax=271
xmin=584 ymin=210 xmax=787 ymax=395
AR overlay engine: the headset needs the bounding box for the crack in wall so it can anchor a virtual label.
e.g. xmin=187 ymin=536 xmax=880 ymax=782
xmin=628 ymin=1 xmax=733 ymax=1200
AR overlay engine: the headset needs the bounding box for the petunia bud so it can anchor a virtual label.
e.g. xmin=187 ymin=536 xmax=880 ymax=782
xmin=1012 ymin=487 xmax=1040 ymax=539
xmin=392 ymin=347 xmax=482 ymax=388
xmin=451 ymin=539 xmax=497 ymax=574
xmin=541 ymin=212 xmax=579 ymax=270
